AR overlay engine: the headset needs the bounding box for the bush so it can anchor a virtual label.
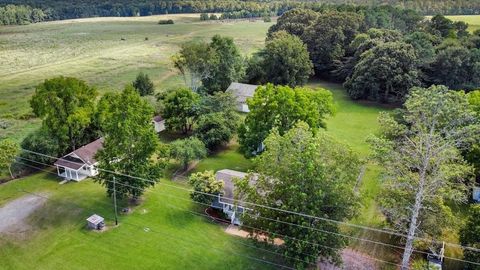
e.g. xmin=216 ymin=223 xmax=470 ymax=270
xmin=200 ymin=13 xmax=209 ymax=21
xmin=188 ymin=170 xmax=223 ymax=204
xmin=19 ymin=128 xmax=60 ymax=168
xmin=209 ymin=14 xmax=218 ymax=20
xmin=133 ymin=72 xmax=154 ymax=96
xmin=263 ymin=16 xmax=271 ymax=23
xmin=158 ymin=19 xmax=174 ymax=25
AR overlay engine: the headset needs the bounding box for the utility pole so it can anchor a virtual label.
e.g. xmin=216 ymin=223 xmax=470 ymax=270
xmin=113 ymin=176 xmax=118 ymax=226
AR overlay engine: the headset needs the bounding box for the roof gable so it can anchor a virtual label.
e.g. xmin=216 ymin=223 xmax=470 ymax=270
xmin=226 ymin=82 xmax=259 ymax=103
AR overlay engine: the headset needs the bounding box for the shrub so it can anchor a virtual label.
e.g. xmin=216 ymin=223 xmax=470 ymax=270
xmin=158 ymin=19 xmax=174 ymax=25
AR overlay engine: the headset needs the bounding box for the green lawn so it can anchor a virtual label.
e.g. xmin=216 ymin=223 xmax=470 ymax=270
xmin=0 ymin=171 xmax=282 ymax=270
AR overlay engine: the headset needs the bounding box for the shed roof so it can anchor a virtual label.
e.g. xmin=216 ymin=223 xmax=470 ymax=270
xmin=226 ymin=82 xmax=259 ymax=103
xmin=86 ymin=214 xmax=104 ymax=225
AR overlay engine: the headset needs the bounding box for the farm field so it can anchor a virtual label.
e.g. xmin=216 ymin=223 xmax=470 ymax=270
xmin=0 ymin=14 xmax=271 ymax=142
xmin=447 ymin=15 xmax=480 ymax=32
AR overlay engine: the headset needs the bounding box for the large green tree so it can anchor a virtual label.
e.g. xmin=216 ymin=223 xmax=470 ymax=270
xmin=344 ymin=41 xmax=420 ymax=103
xmin=255 ymin=31 xmax=313 ymax=87
xmin=460 ymin=205 xmax=480 ymax=270
xmin=30 ymin=76 xmax=98 ymax=152
xmin=238 ymin=84 xmax=334 ymax=156
xmin=0 ymin=139 xmax=18 ymax=179
xmin=172 ymin=41 xmax=214 ymax=92
xmin=237 ymin=122 xmax=362 ymax=268
xmin=160 ymin=88 xmax=200 ymax=134
xmin=301 ymin=11 xmax=363 ymax=74
xmin=95 ymin=86 xmax=163 ymax=201
xmin=369 ymin=85 xmax=479 ymax=269
xmin=201 ymin=35 xmax=244 ymax=93
xmin=267 ymin=8 xmax=318 ymax=38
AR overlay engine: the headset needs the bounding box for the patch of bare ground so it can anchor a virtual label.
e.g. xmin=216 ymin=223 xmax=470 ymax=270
xmin=318 ymin=249 xmax=379 ymax=270
xmin=0 ymin=193 xmax=48 ymax=239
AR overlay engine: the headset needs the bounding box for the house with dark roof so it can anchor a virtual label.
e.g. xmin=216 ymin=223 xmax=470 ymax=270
xmin=54 ymin=138 xmax=103 ymax=181
xmin=212 ymin=169 xmax=256 ymax=225
xmin=226 ymin=82 xmax=259 ymax=113
xmin=152 ymin=115 xmax=166 ymax=133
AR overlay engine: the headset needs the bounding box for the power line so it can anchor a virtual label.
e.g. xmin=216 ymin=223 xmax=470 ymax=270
xmin=13 ymin=159 xmax=480 ymax=268
xmin=15 ymin=150 xmax=480 ymax=255
xmin=14 ymin=186 xmax=295 ymax=270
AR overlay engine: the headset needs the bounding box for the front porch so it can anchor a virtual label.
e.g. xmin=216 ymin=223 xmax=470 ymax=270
xmin=56 ymin=166 xmax=88 ymax=182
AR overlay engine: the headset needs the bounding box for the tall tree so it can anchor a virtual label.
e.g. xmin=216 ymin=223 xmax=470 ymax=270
xmin=160 ymin=88 xmax=200 ymax=134
xmin=0 ymin=139 xmax=18 ymax=179
xmin=30 ymin=76 xmax=97 ymax=152
xmin=202 ymin=35 xmax=244 ymax=93
xmin=267 ymin=8 xmax=318 ymax=38
xmin=301 ymin=11 xmax=363 ymax=74
xmin=238 ymin=84 xmax=334 ymax=156
xmin=133 ymin=72 xmax=154 ymax=96
xmin=172 ymin=41 xmax=214 ymax=92
xmin=344 ymin=41 xmax=420 ymax=103
xmin=237 ymin=122 xmax=362 ymax=268
xmin=369 ymin=85 xmax=480 ymax=269
xmin=260 ymin=31 xmax=313 ymax=87
xmin=95 ymin=86 xmax=163 ymax=201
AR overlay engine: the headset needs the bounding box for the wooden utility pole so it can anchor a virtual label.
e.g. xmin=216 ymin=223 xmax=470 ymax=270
xmin=113 ymin=176 xmax=118 ymax=226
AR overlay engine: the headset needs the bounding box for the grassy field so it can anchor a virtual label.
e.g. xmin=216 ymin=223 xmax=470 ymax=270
xmin=0 ymin=14 xmax=272 ymax=142
xmin=447 ymin=15 xmax=480 ymax=32
xmin=0 ymin=171 xmax=284 ymax=270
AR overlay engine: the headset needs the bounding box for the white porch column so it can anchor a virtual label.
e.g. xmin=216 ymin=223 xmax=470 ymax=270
xmin=75 ymin=170 xmax=79 ymax=181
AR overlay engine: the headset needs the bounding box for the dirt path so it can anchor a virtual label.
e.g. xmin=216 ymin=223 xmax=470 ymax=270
xmin=0 ymin=194 xmax=48 ymax=235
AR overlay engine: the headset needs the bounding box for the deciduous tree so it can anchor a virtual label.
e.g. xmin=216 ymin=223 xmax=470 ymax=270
xmin=238 ymin=84 xmax=334 ymax=156
xmin=95 ymin=86 xmax=163 ymax=201
xmin=170 ymin=137 xmax=206 ymax=171
xmin=188 ymin=170 xmax=223 ymax=204
xmin=0 ymin=139 xmax=18 ymax=179
xmin=369 ymin=85 xmax=480 ymax=269
xmin=460 ymin=205 xmax=480 ymax=270
xmin=30 ymin=76 xmax=97 ymax=152
xmin=237 ymin=122 xmax=362 ymax=268
xmin=133 ymin=72 xmax=154 ymax=96
xmin=160 ymin=88 xmax=200 ymax=134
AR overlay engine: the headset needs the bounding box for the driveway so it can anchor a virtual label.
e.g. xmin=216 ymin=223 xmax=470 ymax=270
xmin=0 ymin=193 xmax=48 ymax=235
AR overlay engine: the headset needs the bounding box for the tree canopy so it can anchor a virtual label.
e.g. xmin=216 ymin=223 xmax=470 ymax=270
xmin=160 ymin=87 xmax=200 ymax=134
xmin=0 ymin=139 xmax=18 ymax=179
xmin=95 ymin=86 xmax=163 ymax=201
xmin=169 ymin=137 xmax=206 ymax=170
xmin=133 ymin=72 xmax=154 ymax=96
xmin=460 ymin=205 xmax=480 ymax=270
xmin=188 ymin=170 xmax=223 ymax=204
xmin=238 ymin=84 xmax=334 ymax=156
xmin=30 ymin=76 xmax=98 ymax=153
xmin=237 ymin=122 xmax=362 ymax=268
xmin=369 ymin=85 xmax=480 ymax=268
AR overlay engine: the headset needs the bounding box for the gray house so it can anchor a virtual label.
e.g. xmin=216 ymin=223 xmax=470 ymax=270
xmin=212 ymin=169 xmax=256 ymax=225
xmin=225 ymin=82 xmax=259 ymax=113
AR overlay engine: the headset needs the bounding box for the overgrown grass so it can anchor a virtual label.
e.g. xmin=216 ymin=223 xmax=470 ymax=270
xmin=447 ymin=15 xmax=480 ymax=32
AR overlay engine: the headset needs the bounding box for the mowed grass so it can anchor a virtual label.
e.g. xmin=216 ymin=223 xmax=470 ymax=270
xmin=447 ymin=15 xmax=480 ymax=32
xmin=0 ymin=171 xmax=281 ymax=270
xmin=0 ymin=14 xmax=272 ymax=142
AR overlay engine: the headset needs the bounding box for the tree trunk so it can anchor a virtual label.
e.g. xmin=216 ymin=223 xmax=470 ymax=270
xmin=8 ymin=165 xmax=14 ymax=179
xmin=401 ymin=183 xmax=424 ymax=269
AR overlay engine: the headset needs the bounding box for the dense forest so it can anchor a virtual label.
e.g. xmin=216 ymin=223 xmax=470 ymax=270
xmin=0 ymin=0 xmax=479 ymax=25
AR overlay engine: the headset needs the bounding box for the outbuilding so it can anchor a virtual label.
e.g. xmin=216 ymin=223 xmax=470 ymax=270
xmin=152 ymin=115 xmax=166 ymax=133
xmin=225 ymin=82 xmax=259 ymax=113
xmin=86 ymin=214 xmax=105 ymax=230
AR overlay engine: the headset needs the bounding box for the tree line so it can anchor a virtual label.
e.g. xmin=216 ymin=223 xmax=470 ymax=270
xmin=0 ymin=4 xmax=45 ymax=25
xmin=1 ymin=0 xmax=479 ymax=24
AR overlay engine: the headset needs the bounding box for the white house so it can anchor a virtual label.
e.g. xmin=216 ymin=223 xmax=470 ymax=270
xmin=212 ymin=169 xmax=257 ymax=225
xmin=152 ymin=115 xmax=166 ymax=133
xmin=225 ymin=82 xmax=259 ymax=113
xmin=54 ymin=138 xmax=103 ymax=181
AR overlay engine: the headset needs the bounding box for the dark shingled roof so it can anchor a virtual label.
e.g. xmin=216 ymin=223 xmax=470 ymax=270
xmin=54 ymin=138 xmax=104 ymax=170
xmin=153 ymin=115 xmax=164 ymax=122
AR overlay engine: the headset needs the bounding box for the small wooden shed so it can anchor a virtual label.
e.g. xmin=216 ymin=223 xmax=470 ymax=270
xmin=86 ymin=214 xmax=105 ymax=230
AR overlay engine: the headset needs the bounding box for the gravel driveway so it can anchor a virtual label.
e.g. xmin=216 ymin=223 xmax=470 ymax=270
xmin=0 ymin=194 xmax=48 ymax=235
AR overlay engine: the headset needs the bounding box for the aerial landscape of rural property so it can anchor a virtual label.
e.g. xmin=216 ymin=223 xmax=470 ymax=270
xmin=1 ymin=0 xmax=480 ymax=269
